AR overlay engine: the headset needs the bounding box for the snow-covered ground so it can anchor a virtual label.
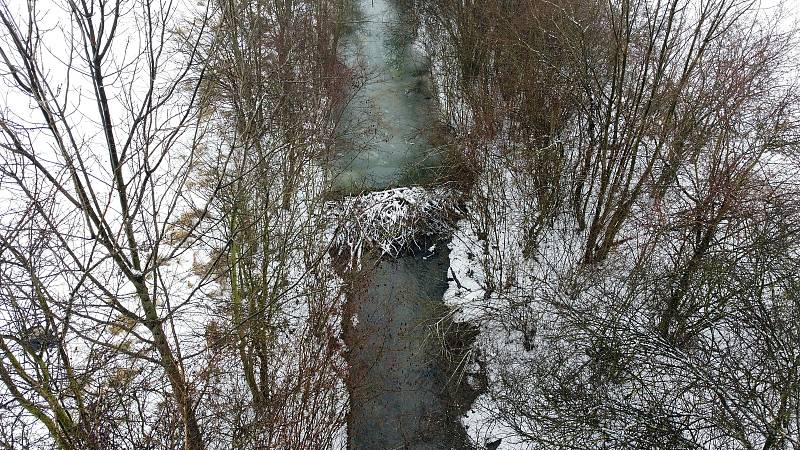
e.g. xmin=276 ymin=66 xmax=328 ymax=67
xmin=424 ymin=0 xmax=800 ymax=447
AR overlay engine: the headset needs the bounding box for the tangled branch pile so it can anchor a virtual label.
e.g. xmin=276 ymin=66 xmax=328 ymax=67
xmin=329 ymin=186 xmax=463 ymax=263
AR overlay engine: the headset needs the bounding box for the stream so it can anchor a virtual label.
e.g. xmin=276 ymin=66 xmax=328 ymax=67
xmin=332 ymin=0 xmax=443 ymax=192
xmin=333 ymin=0 xmax=473 ymax=448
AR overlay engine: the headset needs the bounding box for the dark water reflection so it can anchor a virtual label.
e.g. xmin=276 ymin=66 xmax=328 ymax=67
xmin=344 ymin=242 xmax=471 ymax=449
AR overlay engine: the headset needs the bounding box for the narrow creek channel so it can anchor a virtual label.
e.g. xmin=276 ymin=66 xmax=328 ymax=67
xmin=332 ymin=0 xmax=442 ymax=192
xmin=332 ymin=0 xmax=475 ymax=448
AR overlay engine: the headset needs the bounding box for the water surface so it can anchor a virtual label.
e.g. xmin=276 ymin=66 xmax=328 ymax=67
xmin=332 ymin=0 xmax=442 ymax=191
xmin=345 ymin=243 xmax=471 ymax=449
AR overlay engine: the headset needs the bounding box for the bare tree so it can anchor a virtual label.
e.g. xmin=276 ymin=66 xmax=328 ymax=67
xmin=0 ymin=0 xmax=217 ymax=447
xmin=190 ymin=0 xmax=349 ymax=447
xmin=413 ymin=0 xmax=800 ymax=448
